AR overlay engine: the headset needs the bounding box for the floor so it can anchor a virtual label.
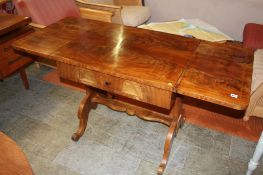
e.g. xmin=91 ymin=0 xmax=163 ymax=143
xmin=0 ymin=65 xmax=262 ymax=175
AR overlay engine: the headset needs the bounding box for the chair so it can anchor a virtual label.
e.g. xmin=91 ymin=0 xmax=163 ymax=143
xmin=75 ymin=0 xmax=151 ymax=27
xmin=243 ymin=23 xmax=263 ymax=121
xmin=243 ymin=23 xmax=263 ymax=50
xmin=13 ymin=0 xmax=80 ymax=27
xmin=13 ymin=0 xmax=113 ymax=28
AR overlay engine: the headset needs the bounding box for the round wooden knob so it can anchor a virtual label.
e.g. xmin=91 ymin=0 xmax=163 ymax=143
xmin=104 ymin=81 xmax=110 ymax=86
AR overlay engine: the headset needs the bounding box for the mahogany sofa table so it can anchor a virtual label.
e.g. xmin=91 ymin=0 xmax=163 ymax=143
xmin=13 ymin=17 xmax=253 ymax=174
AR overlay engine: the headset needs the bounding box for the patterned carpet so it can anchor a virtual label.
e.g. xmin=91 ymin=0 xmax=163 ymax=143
xmin=43 ymin=70 xmax=263 ymax=142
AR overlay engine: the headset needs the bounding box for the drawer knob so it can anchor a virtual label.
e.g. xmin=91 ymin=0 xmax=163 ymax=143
xmin=104 ymin=81 xmax=110 ymax=86
xmin=4 ymin=47 xmax=9 ymax=52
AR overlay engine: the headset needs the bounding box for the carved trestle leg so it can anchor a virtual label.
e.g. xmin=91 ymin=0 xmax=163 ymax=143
xmin=71 ymin=88 xmax=96 ymax=142
xmin=158 ymin=97 xmax=183 ymax=175
xmin=77 ymin=92 xmax=183 ymax=174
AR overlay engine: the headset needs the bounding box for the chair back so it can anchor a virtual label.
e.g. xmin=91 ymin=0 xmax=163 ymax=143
xmin=243 ymin=23 xmax=263 ymax=50
xmin=13 ymin=0 xmax=80 ymax=26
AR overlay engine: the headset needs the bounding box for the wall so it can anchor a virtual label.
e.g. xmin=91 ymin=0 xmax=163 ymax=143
xmin=144 ymin=0 xmax=263 ymax=40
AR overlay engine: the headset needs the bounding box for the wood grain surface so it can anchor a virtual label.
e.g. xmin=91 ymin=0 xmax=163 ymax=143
xmin=12 ymin=17 xmax=253 ymax=110
xmin=0 ymin=13 xmax=31 ymax=37
xmin=0 ymin=132 xmax=33 ymax=175
xmin=11 ymin=17 xmax=254 ymax=175
xmin=0 ymin=13 xmax=33 ymax=89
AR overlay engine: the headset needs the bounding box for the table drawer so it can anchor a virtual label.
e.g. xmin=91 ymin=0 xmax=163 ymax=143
xmin=79 ymin=68 xmax=172 ymax=109
xmin=57 ymin=62 xmax=80 ymax=82
xmin=0 ymin=30 xmax=33 ymax=79
xmin=0 ymin=40 xmax=14 ymax=60
xmin=57 ymin=63 xmax=172 ymax=109
xmin=0 ymin=42 xmax=22 ymax=63
xmin=0 ymin=26 xmax=33 ymax=61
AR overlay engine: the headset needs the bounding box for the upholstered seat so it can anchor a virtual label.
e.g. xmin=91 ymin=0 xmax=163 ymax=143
xmin=244 ymin=49 xmax=263 ymax=120
xmin=251 ymin=50 xmax=263 ymax=92
xmin=121 ymin=5 xmax=150 ymax=27
xmin=243 ymin=23 xmax=263 ymax=121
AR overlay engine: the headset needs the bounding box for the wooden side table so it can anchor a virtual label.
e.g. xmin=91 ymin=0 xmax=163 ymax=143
xmin=0 ymin=13 xmax=33 ymax=89
xmin=0 ymin=132 xmax=33 ymax=175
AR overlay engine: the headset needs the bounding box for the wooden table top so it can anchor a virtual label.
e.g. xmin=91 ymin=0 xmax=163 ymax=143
xmin=0 ymin=13 xmax=31 ymax=37
xmin=0 ymin=132 xmax=33 ymax=175
xmin=13 ymin=17 xmax=254 ymax=110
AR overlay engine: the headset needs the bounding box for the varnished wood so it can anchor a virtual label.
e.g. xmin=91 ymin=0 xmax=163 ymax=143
xmin=0 ymin=132 xmax=33 ymax=175
xmin=76 ymin=0 xmax=144 ymax=24
xmin=177 ymin=41 xmax=253 ymax=110
xmin=19 ymin=69 xmax=29 ymax=89
xmin=72 ymin=88 xmax=97 ymax=141
xmin=73 ymin=90 xmax=182 ymax=175
xmin=76 ymin=0 xmax=123 ymax=24
xmin=158 ymin=97 xmax=183 ymax=175
xmin=73 ymin=89 xmax=181 ymax=175
xmin=13 ymin=17 xmax=252 ymax=110
xmin=57 ymin=62 xmax=80 ymax=82
xmin=0 ymin=13 xmax=33 ymax=89
xmin=79 ymin=7 xmax=113 ymax=23
xmin=57 ymin=62 xmax=173 ymax=109
xmin=12 ymin=17 xmax=253 ymax=174
xmin=0 ymin=13 xmax=31 ymax=37
xmin=113 ymin=0 xmax=143 ymax=6
xmin=13 ymin=18 xmax=196 ymax=92
xmin=91 ymin=93 xmax=173 ymax=126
